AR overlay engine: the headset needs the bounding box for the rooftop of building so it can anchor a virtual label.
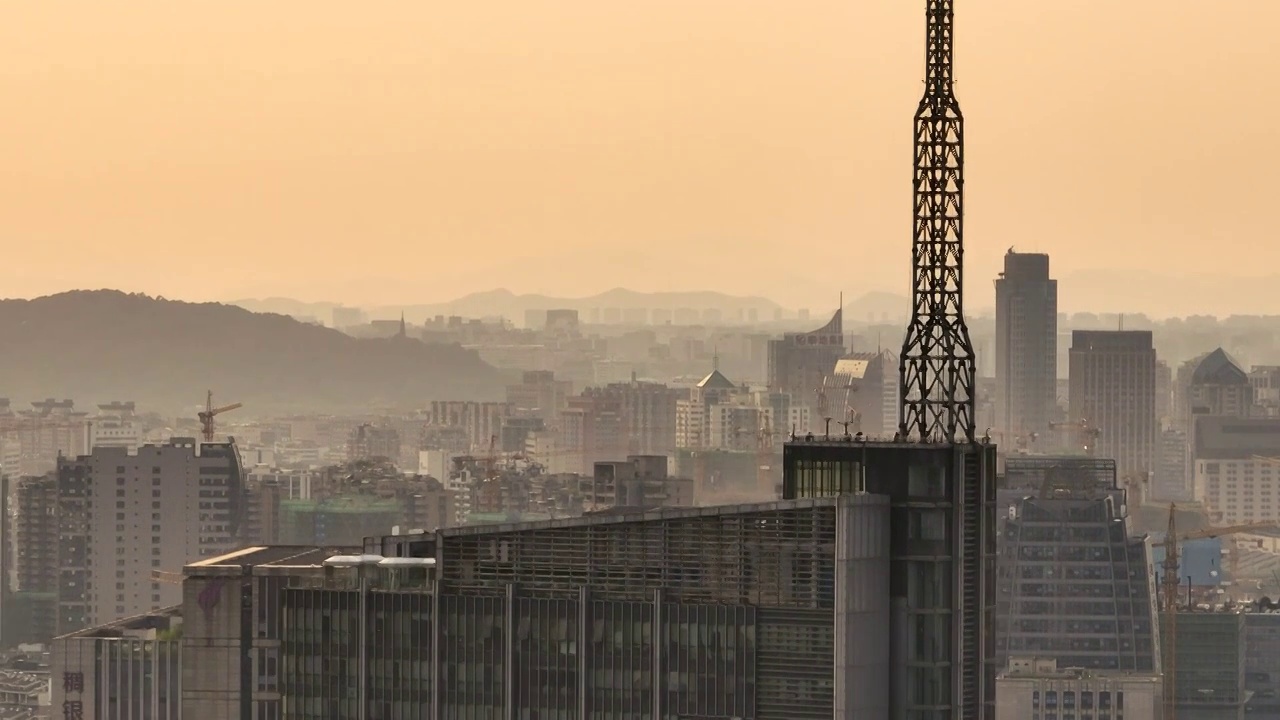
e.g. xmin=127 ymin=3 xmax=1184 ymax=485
xmin=695 ymin=368 xmax=737 ymax=391
xmin=279 ymin=496 xmax=403 ymax=512
xmin=999 ymin=657 xmax=1160 ymax=682
xmin=439 ymin=495 xmax=873 ymax=540
xmin=55 ymin=605 xmax=181 ymax=641
xmin=781 ymin=308 xmax=842 ymax=339
xmin=0 ymin=670 xmax=46 ymax=696
xmin=1193 ymin=416 xmax=1280 ymax=459
xmin=1192 ymin=347 xmax=1249 ymax=386
xmin=185 ymin=545 xmax=358 ymax=576
xmin=784 ymin=435 xmax=992 ymax=450
xmin=1070 ymin=329 xmax=1154 ymax=350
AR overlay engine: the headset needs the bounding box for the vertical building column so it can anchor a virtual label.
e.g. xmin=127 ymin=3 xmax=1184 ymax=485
xmin=430 ymin=580 xmax=441 ymax=720
xmin=652 ymin=588 xmax=663 ymax=720
xmin=505 ymin=583 xmax=516 ymax=720
xmin=578 ymin=586 xmax=589 ymax=720
xmin=357 ymin=573 xmax=369 ymax=720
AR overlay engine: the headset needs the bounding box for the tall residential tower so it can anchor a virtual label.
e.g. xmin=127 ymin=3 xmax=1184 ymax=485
xmin=1069 ymin=331 xmax=1157 ymax=478
xmin=994 ymin=250 xmax=1057 ymax=439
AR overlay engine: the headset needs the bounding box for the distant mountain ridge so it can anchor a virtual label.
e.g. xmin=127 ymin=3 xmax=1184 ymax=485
xmin=232 ymin=288 xmax=911 ymax=325
xmin=0 ymin=290 xmax=502 ymax=414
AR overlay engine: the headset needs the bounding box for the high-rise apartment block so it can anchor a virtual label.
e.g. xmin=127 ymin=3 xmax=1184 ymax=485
xmin=1155 ymin=427 xmax=1192 ymax=502
xmin=1069 ymin=331 xmax=1157 ymax=478
xmin=1250 ymin=365 xmax=1280 ymax=415
xmin=1192 ymin=417 xmax=1280 ymax=525
xmin=427 ymin=400 xmax=511 ymax=451
xmin=345 ymin=423 xmax=401 ymax=462
xmin=56 ymin=438 xmax=243 ymax=634
xmin=15 ymin=474 xmax=58 ymax=596
xmin=556 ymin=380 xmax=680 ymax=474
xmin=995 ymin=250 xmax=1058 ymax=438
xmin=505 ymin=370 xmax=572 ymax=420
xmin=1182 ymin=348 xmax=1254 ymax=431
xmin=7 ymin=473 xmax=60 ymax=644
xmin=88 ymin=401 xmax=142 ymax=451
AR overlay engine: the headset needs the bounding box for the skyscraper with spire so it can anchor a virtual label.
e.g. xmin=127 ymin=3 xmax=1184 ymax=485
xmin=785 ymin=3 xmax=998 ymax=719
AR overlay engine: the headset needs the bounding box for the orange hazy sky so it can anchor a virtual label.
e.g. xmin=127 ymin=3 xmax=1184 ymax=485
xmin=0 ymin=2 xmax=1275 ymax=314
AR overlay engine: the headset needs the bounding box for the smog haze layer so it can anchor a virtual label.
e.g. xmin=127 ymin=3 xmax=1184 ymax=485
xmin=0 ymin=1 xmax=1274 ymax=316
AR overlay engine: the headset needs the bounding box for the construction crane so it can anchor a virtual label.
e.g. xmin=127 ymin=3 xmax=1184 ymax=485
xmin=198 ymin=391 xmax=243 ymax=442
xmin=1048 ymin=420 xmax=1101 ymax=456
xmin=1158 ymin=504 xmax=1280 ymax=719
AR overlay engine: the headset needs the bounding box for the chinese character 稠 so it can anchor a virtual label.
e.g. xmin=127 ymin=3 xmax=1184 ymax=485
xmin=62 ymin=700 xmax=83 ymax=720
xmin=62 ymin=672 xmax=84 ymax=693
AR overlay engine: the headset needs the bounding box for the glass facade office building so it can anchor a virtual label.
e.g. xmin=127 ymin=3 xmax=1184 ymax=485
xmin=782 ymin=439 xmax=1000 ymax=720
xmin=279 ymin=495 xmax=891 ymax=720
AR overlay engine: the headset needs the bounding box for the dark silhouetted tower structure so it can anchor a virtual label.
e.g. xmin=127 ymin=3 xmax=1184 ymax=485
xmin=899 ymin=0 xmax=977 ymax=444
xmin=785 ymin=4 xmax=998 ymax=719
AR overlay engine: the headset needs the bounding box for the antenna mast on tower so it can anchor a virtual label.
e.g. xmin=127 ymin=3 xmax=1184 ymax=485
xmin=899 ymin=0 xmax=977 ymax=444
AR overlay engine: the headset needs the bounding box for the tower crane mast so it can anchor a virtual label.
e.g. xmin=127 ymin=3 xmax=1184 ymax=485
xmin=198 ymin=390 xmax=243 ymax=442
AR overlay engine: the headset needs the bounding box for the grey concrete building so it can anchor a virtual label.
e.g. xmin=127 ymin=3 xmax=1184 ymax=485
xmin=995 ymin=656 xmax=1161 ymax=720
xmin=1244 ymin=609 xmax=1280 ymax=718
xmin=175 ymin=436 xmax=993 ymax=720
xmin=50 ymin=606 xmax=183 ymax=720
xmin=56 ymin=438 xmax=243 ymax=635
xmin=276 ymin=496 xmax=890 ymax=720
xmin=767 ymin=309 xmax=844 ymax=432
xmin=995 ymin=250 xmax=1058 ymax=439
xmin=1165 ymin=610 xmax=1247 ymax=720
xmin=9 ymin=473 xmax=59 ymax=644
xmin=783 ymin=438 xmax=999 ymax=720
xmin=1184 ymin=349 xmax=1254 ymax=429
xmin=1191 ymin=417 xmax=1280 ymax=525
xmin=1156 ymin=427 xmax=1192 ymax=503
xmin=1069 ymin=331 xmax=1158 ymax=478
xmin=996 ymin=482 xmax=1161 ymax=672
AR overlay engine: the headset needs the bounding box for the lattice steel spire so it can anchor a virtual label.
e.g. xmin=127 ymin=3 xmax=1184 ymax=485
xmin=899 ymin=0 xmax=977 ymax=443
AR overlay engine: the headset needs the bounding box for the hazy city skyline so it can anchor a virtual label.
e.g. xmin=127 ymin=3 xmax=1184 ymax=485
xmin=1 ymin=2 xmax=1276 ymax=315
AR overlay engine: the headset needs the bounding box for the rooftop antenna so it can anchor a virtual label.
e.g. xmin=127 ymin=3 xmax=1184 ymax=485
xmin=898 ymin=0 xmax=977 ymax=444
xmin=824 ymin=417 xmax=833 ymax=440
xmin=713 ymin=346 xmax=719 ymax=372
xmin=838 ymin=420 xmax=854 ymax=440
